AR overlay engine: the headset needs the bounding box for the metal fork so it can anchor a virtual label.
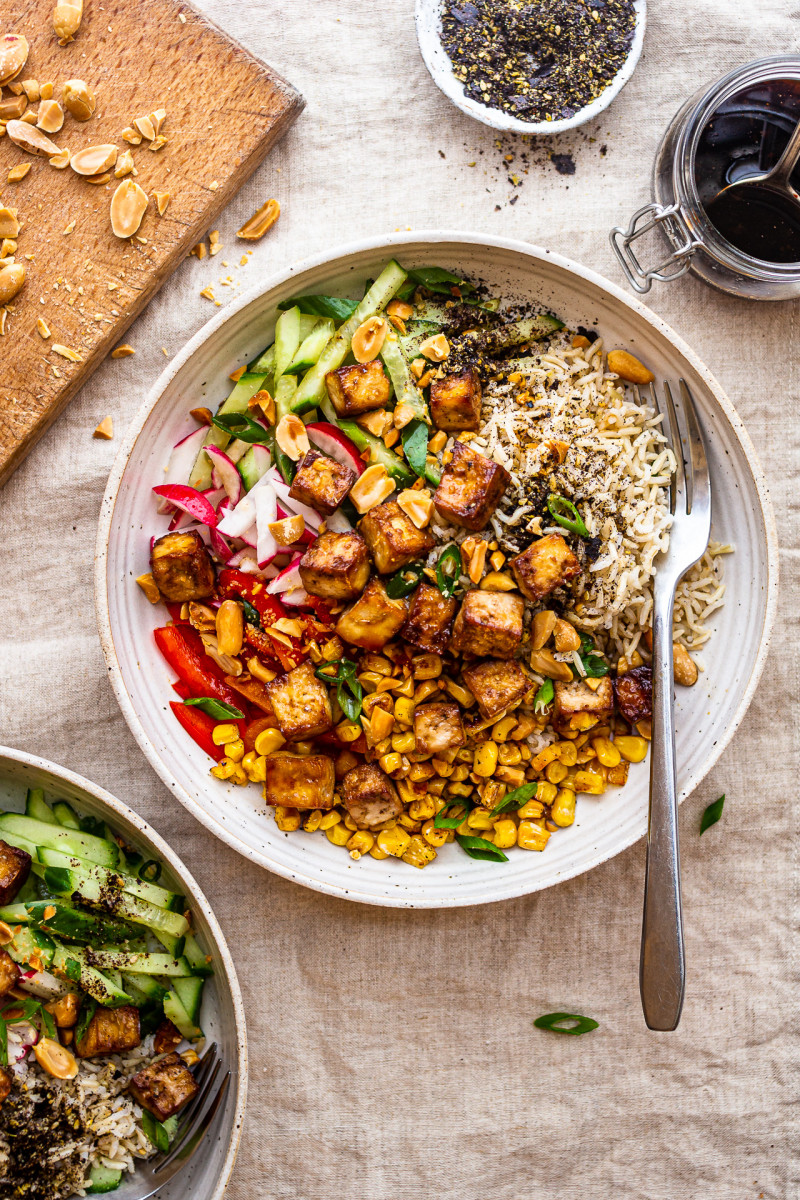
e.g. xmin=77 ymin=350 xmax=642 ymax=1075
xmin=634 ymin=379 xmax=711 ymax=1031
xmin=132 ymin=1042 xmax=231 ymax=1198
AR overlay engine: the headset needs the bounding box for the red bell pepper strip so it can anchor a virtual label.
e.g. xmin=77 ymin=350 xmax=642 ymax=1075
xmin=169 ymin=701 xmax=224 ymax=762
xmin=154 ymin=625 xmax=239 ymax=707
xmin=171 ymin=680 xmax=192 ymax=700
xmin=166 ymin=602 xmax=188 ymax=624
xmin=242 ymin=716 xmax=280 ymax=754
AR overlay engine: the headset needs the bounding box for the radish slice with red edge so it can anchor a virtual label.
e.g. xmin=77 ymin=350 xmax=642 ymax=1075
xmin=254 ymin=486 xmax=279 ymax=566
xmin=217 ymin=473 xmax=273 ymax=539
xmin=209 ymin=526 xmax=233 ymax=562
xmin=282 ymin=586 xmax=311 ymax=607
xmin=325 ymin=508 xmax=353 ymax=533
xmin=306 ymin=422 xmax=365 ymax=476
xmin=158 ymin=427 xmax=208 ymax=512
xmin=205 ymin=446 xmax=243 ymax=505
xmin=266 ymin=560 xmax=304 ymax=595
xmin=267 ymin=468 xmax=322 ymax=532
xmin=153 ymin=484 xmax=219 ymax=528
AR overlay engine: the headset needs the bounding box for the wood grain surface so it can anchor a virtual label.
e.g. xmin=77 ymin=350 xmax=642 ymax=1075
xmin=0 ymin=0 xmax=303 ymax=485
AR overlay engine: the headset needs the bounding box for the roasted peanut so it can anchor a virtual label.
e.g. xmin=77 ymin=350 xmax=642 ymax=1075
xmin=607 ymin=349 xmax=654 ymax=384
xmin=672 ymin=643 xmax=698 ymax=686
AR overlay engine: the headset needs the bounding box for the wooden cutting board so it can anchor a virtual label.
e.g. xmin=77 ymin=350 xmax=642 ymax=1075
xmin=0 ymin=0 xmax=303 ymax=485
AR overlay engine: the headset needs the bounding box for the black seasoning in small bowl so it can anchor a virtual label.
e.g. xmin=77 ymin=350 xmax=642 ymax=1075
xmin=439 ymin=0 xmax=637 ymax=124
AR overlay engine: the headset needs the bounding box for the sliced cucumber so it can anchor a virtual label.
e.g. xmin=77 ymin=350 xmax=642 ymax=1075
xmin=237 ymin=444 xmax=272 ymax=492
xmin=2 ymin=899 xmax=133 ymax=945
xmin=183 ymin=932 xmax=213 ymax=978
xmin=461 ymin=313 xmax=564 ymax=357
xmin=248 ymin=342 xmax=276 ymax=376
xmin=121 ymin=972 xmax=169 ymax=1005
xmin=0 ymin=830 xmax=38 ymax=859
xmin=380 ymin=328 xmax=428 ymax=421
xmin=6 ymin=925 xmax=55 ymax=969
xmin=173 ymin=974 xmax=204 ymax=1023
xmin=152 ymin=928 xmax=186 ymax=959
xmin=163 ymin=989 xmax=202 ymax=1040
xmin=337 ymin=420 xmax=415 ymax=486
xmin=52 ymin=945 xmax=132 ymax=1007
xmin=86 ymin=950 xmax=193 ymax=977
xmin=274 ymin=374 xmax=298 ymax=423
xmin=292 ymin=260 xmax=408 ymax=413
xmin=42 ymin=868 xmax=189 ymax=939
xmin=0 ymin=815 xmax=119 ymax=868
xmin=86 ymin=1164 xmax=123 ymax=1194
xmin=25 ymin=788 xmax=58 ymax=825
xmin=284 ymin=318 xmax=334 ymax=376
xmin=52 ymin=801 xmax=81 ymax=830
xmin=36 ymin=847 xmax=183 ymax=911
xmin=188 ymin=373 xmax=269 ymax=489
xmin=274 ymin=305 xmax=302 ymax=381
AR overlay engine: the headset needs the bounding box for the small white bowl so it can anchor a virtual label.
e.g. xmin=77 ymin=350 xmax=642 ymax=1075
xmin=415 ymin=0 xmax=646 ymax=134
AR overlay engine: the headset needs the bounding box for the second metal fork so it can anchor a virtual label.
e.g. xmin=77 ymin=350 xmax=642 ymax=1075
xmin=635 ymin=378 xmax=711 ymax=1032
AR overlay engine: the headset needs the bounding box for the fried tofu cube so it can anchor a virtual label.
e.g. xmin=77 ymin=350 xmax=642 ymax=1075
xmin=342 ymin=764 xmax=402 ymax=829
xmin=336 ymin=577 xmax=408 ymax=651
xmin=413 ymin=702 xmax=466 ymax=757
xmin=450 ymin=590 xmax=524 ymax=658
xmin=266 ymin=660 xmax=333 ymax=741
xmin=289 ymin=448 xmax=356 ymax=517
xmin=554 ymin=677 xmax=614 ymax=732
xmin=76 ymin=1005 xmax=141 ymax=1059
xmin=299 ymin=531 xmax=371 ymax=600
xmin=400 ymin=582 xmax=457 ymax=654
xmin=264 ymin=751 xmax=336 ymax=811
xmin=0 ymin=949 xmax=19 ymax=999
xmin=325 ymin=361 xmax=391 ymax=417
xmin=430 ymin=368 xmax=482 ymax=432
xmin=359 ymin=500 xmax=435 ymax=574
xmin=462 ymin=658 xmax=531 ymax=721
xmin=151 ymin=530 xmax=215 ymax=602
xmin=0 ymin=839 xmax=31 ymax=905
xmin=129 ymin=1051 xmax=198 ymax=1121
xmin=510 ymin=533 xmax=581 ymax=602
xmin=433 ymin=441 xmax=509 ymax=531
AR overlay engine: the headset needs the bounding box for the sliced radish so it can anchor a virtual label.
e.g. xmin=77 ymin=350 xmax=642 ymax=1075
xmin=206 ymin=446 xmax=244 ymax=505
xmin=18 ymin=970 xmax=68 ymax=1000
xmin=153 ymin=484 xmax=218 ymax=528
xmin=209 ymin=526 xmax=233 ymax=562
xmin=267 ymin=468 xmax=322 ymax=532
xmin=158 ymin=427 xmax=208 ymax=512
xmin=266 ymin=560 xmax=304 ymax=595
xmin=217 ymin=473 xmax=274 ymax=539
xmin=325 ymin=508 xmax=353 ymax=533
xmin=306 ymin=422 xmax=365 ymax=476
xmin=254 ymin=486 xmax=279 ymax=567
xmin=282 ymin=586 xmax=311 ymax=607
xmin=229 ymin=546 xmax=260 ymax=572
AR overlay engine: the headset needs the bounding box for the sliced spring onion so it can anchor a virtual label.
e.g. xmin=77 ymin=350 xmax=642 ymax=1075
xmin=547 ymin=493 xmax=590 ymax=538
xmin=489 ymin=782 xmax=537 ymax=818
xmin=533 ymin=1012 xmax=599 ymax=1035
xmin=455 ymin=834 xmax=509 ymax=863
xmin=700 ymin=794 xmax=725 ymax=834
xmin=435 ymin=544 xmax=462 ymax=599
xmin=402 ymin=266 xmax=477 ymax=297
xmin=141 ymin=1110 xmax=173 ymax=1154
xmin=137 ymin=860 xmax=162 ymax=884
xmin=533 ymin=679 xmax=554 ymax=714
xmin=385 ymin=563 xmax=425 ymax=599
xmin=212 ymin=411 xmax=267 ymax=444
xmin=184 ymin=698 xmax=245 ymax=720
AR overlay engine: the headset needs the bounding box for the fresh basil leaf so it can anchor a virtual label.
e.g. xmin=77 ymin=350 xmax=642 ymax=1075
xmin=455 ymin=834 xmax=509 ymax=862
xmin=386 ymin=563 xmax=425 ymax=599
xmin=433 ymin=798 xmax=473 ymax=830
xmin=75 ymin=997 xmax=98 ymax=1047
xmin=79 ymin=814 xmax=107 ymax=839
xmin=578 ymin=635 xmax=610 ymax=679
xmin=64 ymin=957 xmax=82 ymax=983
xmin=241 ymin=599 xmax=261 ymax=629
xmin=435 ymin=544 xmax=462 ymax=599
xmin=39 ymin=1003 xmax=56 ymax=1040
xmin=533 ymin=679 xmax=554 ymax=715
xmin=407 ymin=267 xmax=477 ymax=296
xmin=489 ymin=782 xmax=537 ymax=818
xmin=401 ymin=419 xmax=429 ymax=479
xmin=184 ymin=698 xmax=245 ymax=720
xmin=277 ymin=294 xmax=359 ymax=321
xmin=700 ymin=794 xmax=725 ymax=834
xmin=162 ymin=1115 xmax=179 ymax=1144
xmin=141 ymin=1109 xmax=171 ymax=1154
xmin=211 ymin=412 xmax=266 ymax=444
xmin=338 ymin=681 xmax=363 ymax=723
xmin=533 ymin=1012 xmax=599 ymax=1035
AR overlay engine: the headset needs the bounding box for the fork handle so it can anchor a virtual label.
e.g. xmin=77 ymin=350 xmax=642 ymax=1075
xmin=639 ymin=589 xmax=685 ymax=1030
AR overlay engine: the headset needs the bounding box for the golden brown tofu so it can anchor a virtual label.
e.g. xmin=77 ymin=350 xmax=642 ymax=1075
xmin=450 ymin=590 xmax=524 ymax=658
xmin=0 ymin=839 xmax=31 ymax=905
xmin=554 ymin=677 xmax=615 ymax=733
xmin=289 ymin=448 xmax=356 ymax=517
xmin=299 ymin=531 xmax=371 ymax=600
xmin=510 ymin=533 xmax=581 ymax=602
xmin=76 ymin=1005 xmax=141 ymax=1059
xmin=0 ymin=1067 xmax=10 ymax=1106
xmin=359 ymin=500 xmax=435 ymax=574
xmin=336 ymin=577 xmax=407 ymax=651
xmin=462 ymin=658 xmax=531 ymax=721
xmin=129 ymin=1051 xmax=198 ymax=1121
xmin=154 ymin=1018 xmax=184 ymax=1055
xmin=342 ymin=764 xmax=402 ymax=829
xmin=400 ymin=582 xmax=457 ymax=654
xmin=265 ymin=660 xmax=333 ymax=741
xmin=325 ymin=360 xmax=391 ymax=417
xmin=264 ymin=752 xmax=336 ymax=811
xmin=151 ymin=530 xmax=215 ymax=603
xmin=0 ymin=949 xmax=19 ymax=999
xmin=430 ymin=368 xmax=482 ymax=432
xmin=413 ymin=702 xmax=465 ymax=757
xmin=433 ymin=441 xmax=509 ymax=531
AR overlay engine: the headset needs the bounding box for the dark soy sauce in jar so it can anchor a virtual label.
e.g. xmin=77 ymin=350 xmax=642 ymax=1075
xmin=696 ymin=77 xmax=800 ymax=263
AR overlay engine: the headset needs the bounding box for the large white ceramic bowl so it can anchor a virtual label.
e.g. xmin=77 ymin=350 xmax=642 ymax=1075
xmin=0 ymin=747 xmax=247 ymax=1200
xmin=96 ymin=232 xmax=777 ymax=909
xmin=415 ymin=0 xmax=646 ymax=135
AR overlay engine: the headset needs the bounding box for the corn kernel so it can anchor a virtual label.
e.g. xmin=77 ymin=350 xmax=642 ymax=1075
xmin=511 ymin=714 xmax=538 ymax=740
xmin=413 ymin=680 xmax=440 ymax=704
xmin=492 ymin=715 xmax=518 ymax=742
xmin=409 ymin=797 xmax=436 ymax=821
xmin=496 ymin=765 xmax=526 ymax=786
xmin=450 ymin=765 xmax=470 ymax=782
xmin=398 ymin=812 xmax=422 ymax=832
xmin=593 ymin=736 xmax=621 ymax=768
xmin=519 ymin=744 xmax=532 ymax=761
xmin=480 ymin=779 xmax=506 ymax=809
xmin=377 ymin=826 xmax=412 ymax=857
xmin=517 ymin=819 xmax=551 ymax=851
xmin=573 ymin=770 xmax=606 ymax=795
xmin=303 ymin=809 xmax=323 ymax=832
xmin=473 ymin=741 xmax=499 ymax=777
xmin=447 ymin=782 xmax=473 ymax=798
xmin=326 ymin=822 xmax=350 ymax=846
xmin=428 ymin=778 xmax=446 ymax=796
xmin=408 ymin=762 xmax=435 ymax=782
xmin=545 ymin=760 xmax=569 ymax=785
xmin=391 ymin=731 xmax=416 ymax=753
xmin=517 ymin=797 xmax=544 ymax=819
xmin=614 ymin=735 xmax=648 ymax=763
xmin=275 ymin=806 xmax=301 ymax=831
xmin=401 ymin=834 xmax=437 ymax=869
xmin=557 ymin=741 xmax=578 ymax=766
xmin=394 ymin=697 xmax=416 ymax=726
xmin=225 ymin=738 xmax=245 ymax=762
xmin=467 ymin=807 xmax=494 ymax=830
xmin=210 ymin=759 xmax=236 ymax=780
xmin=535 ymin=781 xmax=558 ymax=806
xmin=368 ymin=707 xmax=395 ymax=743
xmin=493 ymin=818 xmax=518 ymax=848
xmin=241 ymin=751 xmax=260 ymax=781
xmin=551 ymin=787 xmax=576 ymax=827
xmin=232 ymin=766 xmax=249 ymax=786
xmin=254 ymin=728 xmax=286 ymax=756
xmin=432 ymin=758 xmax=454 ymax=778
xmin=212 ymin=723 xmax=239 ymax=746
xmin=343 ymin=813 xmax=358 ymax=831
xmin=608 ymin=761 xmax=630 ymax=786
xmin=443 ymin=679 xmax=474 ymax=707
xmin=373 ymin=737 xmax=392 ymax=756
xmin=318 ymin=811 xmax=341 ymax=830
xmin=361 ymin=654 xmax=393 ymax=675
xmin=411 ymin=653 xmax=443 ymax=680
xmin=422 ymin=819 xmax=449 ymax=847
xmin=369 ymin=844 xmax=389 ymax=859
xmin=337 ymin=720 xmax=362 ymax=743
xmin=392 ymin=676 xmax=415 ymax=697
xmin=347 ymin=830 xmax=375 ymax=855
xmin=497 ymin=743 xmax=522 ymax=766
xmin=532 ymin=743 xmax=561 ymax=771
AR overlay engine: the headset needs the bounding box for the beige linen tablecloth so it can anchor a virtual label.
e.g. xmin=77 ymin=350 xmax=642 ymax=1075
xmin=1 ymin=1 xmax=798 ymax=1196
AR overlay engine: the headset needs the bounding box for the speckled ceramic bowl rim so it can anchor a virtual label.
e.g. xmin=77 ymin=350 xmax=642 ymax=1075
xmin=0 ymin=745 xmax=248 ymax=1199
xmin=95 ymin=230 xmax=778 ymax=908
xmin=414 ymin=0 xmax=647 ymax=135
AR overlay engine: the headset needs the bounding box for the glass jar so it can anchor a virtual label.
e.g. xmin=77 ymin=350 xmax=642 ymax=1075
xmin=611 ymin=55 xmax=800 ymax=300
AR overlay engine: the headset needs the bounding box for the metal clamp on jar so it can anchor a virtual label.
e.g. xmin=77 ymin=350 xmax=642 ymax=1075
xmin=611 ymin=55 xmax=800 ymax=300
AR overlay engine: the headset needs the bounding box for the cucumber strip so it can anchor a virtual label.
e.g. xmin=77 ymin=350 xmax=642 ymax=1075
xmin=6 ymin=925 xmax=55 ymax=969
xmin=380 ymin=329 xmax=428 ymax=421
xmin=152 ymin=928 xmax=186 ymax=959
xmin=188 ymin=372 xmax=269 ymax=489
xmin=0 ymin=830 xmax=38 ymax=858
xmin=274 ymin=306 xmax=302 ymax=381
xmin=43 ymin=868 xmax=189 ymax=938
xmin=86 ymin=1164 xmax=123 ymax=1194
xmin=36 ymin=847 xmax=182 ymax=910
xmin=183 ymin=932 xmax=213 ymax=977
xmin=237 ymin=444 xmax=272 ymax=492
xmin=274 ymin=374 xmax=298 ymax=423
xmin=163 ymin=989 xmax=202 ymax=1040
xmin=86 ymin=950 xmax=193 ymax=977
xmin=0 ymin=903 xmax=29 ymax=923
xmin=284 ymin=318 xmax=334 ymax=375
xmin=0 ymin=814 xmax=119 ymax=868
xmin=460 ymin=314 xmax=564 ymax=358
xmin=173 ymin=974 xmax=204 ymax=1023
xmin=52 ymin=801 xmax=81 ymax=830
xmin=2 ymin=899 xmax=133 ymax=945
xmin=121 ymin=972 xmax=169 ymax=1004
xmin=248 ymin=342 xmax=276 ymax=376
xmin=25 ymin=789 xmax=58 ymax=824
xmin=51 ymin=945 xmax=132 ymax=1007
xmin=292 ymin=259 xmax=408 ymax=413
xmin=337 ymin=420 xmax=415 ymax=486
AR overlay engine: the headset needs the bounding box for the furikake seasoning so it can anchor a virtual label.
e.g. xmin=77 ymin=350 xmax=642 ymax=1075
xmin=439 ymin=0 xmax=636 ymax=123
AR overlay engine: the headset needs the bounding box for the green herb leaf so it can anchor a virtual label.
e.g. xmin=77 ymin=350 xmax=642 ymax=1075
xmin=211 ymin=411 xmax=267 ymax=444
xmin=533 ymin=1012 xmax=599 ymax=1035
xmin=489 ymin=782 xmax=537 ymax=818
xmin=315 ymin=660 xmax=363 ymax=724
xmin=406 ymin=266 xmax=477 ymax=296
xmin=64 ymin=957 xmax=81 ymax=983
xmin=263 ymin=428 xmax=295 ymax=485
xmin=184 ymin=698 xmax=245 ymax=720
xmin=277 ymin=294 xmax=359 ymax=321
xmin=578 ymin=635 xmax=610 ymax=679
xmin=39 ymin=1003 xmax=56 ymax=1040
xmin=75 ymin=997 xmax=98 ymax=1047
xmin=700 ymin=794 xmax=725 ymax=834
xmin=0 ymin=1015 xmax=7 ymax=1067
xmin=433 ymin=797 xmax=474 ymax=830
xmin=547 ymin=493 xmax=590 ymax=538
xmin=385 ymin=562 xmax=425 ymax=599
xmin=241 ymin=599 xmax=261 ymax=629
xmin=141 ymin=1109 xmax=171 ymax=1154
xmin=533 ymin=678 xmax=554 ymax=714
xmin=455 ymin=834 xmax=509 ymax=862
xmin=137 ymin=859 xmax=162 ymax=883
xmin=435 ymin=544 xmax=462 ymax=599
xmin=401 ymin=419 xmax=429 ymax=479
